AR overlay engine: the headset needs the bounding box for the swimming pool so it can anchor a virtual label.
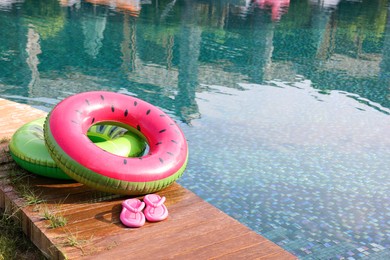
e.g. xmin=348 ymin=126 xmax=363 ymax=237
xmin=1 ymin=0 xmax=389 ymax=259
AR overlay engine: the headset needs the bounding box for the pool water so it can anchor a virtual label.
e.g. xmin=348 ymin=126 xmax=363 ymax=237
xmin=1 ymin=0 xmax=390 ymax=259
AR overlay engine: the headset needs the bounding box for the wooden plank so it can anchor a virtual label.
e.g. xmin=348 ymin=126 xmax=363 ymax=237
xmin=0 ymin=99 xmax=47 ymax=139
xmin=0 ymin=98 xmax=297 ymax=259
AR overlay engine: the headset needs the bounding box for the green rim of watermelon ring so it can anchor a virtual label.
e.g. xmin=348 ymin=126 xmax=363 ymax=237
xmin=9 ymin=117 xmax=146 ymax=179
xmin=44 ymin=91 xmax=189 ymax=195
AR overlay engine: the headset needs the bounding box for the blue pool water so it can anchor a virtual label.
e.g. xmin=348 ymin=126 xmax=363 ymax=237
xmin=1 ymin=0 xmax=390 ymax=259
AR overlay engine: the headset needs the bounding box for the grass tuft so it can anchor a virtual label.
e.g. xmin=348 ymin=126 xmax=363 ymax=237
xmin=0 ymin=137 xmax=10 ymax=144
xmin=0 ymin=145 xmax=44 ymax=258
xmin=6 ymin=169 xmax=28 ymax=187
xmin=5 ymin=170 xmax=46 ymax=206
xmin=21 ymin=187 xmax=45 ymax=206
xmin=0 ymin=208 xmax=43 ymax=259
xmin=42 ymin=206 xmax=67 ymax=229
xmin=65 ymin=231 xmax=93 ymax=254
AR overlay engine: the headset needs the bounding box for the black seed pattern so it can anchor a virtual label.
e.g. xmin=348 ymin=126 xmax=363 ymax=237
xmin=98 ymin=125 xmax=105 ymax=132
xmin=33 ymin=126 xmax=42 ymax=132
xmin=91 ymin=117 xmax=95 ymax=124
xmin=167 ymin=152 xmax=174 ymax=156
xmin=75 ymin=109 xmax=82 ymax=115
xmin=137 ymin=125 xmax=141 ymax=131
xmin=85 ymin=99 xmax=90 ymax=105
xmin=159 ymin=129 xmax=166 ymax=133
xmin=124 ymin=109 xmax=128 ymax=117
xmin=146 ymin=109 xmax=151 ymax=115
xmin=156 ymin=142 xmax=162 ymax=145
xmin=71 ymin=120 xmax=79 ymax=124
xmin=171 ymin=140 xmax=178 ymax=144
xmin=100 ymin=95 xmax=104 ymax=101
xmin=109 ymin=126 xmax=118 ymax=137
xmin=160 ymin=114 xmax=166 ymax=117
xmin=134 ymin=101 xmax=137 ymax=106
xmin=159 ymin=158 xmax=164 ymax=164
xmin=111 ymin=105 xmax=115 ymax=112
xmin=124 ymin=159 xmax=127 ymax=165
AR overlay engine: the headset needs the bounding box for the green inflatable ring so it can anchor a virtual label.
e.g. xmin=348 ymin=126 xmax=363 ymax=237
xmin=9 ymin=117 xmax=146 ymax=179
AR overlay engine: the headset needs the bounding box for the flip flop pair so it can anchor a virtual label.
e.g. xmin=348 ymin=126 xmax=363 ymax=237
xmin=120 ymin=194 xmax=168 ymax=228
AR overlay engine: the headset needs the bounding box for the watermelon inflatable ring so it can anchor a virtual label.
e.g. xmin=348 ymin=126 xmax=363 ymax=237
xmin=44 ymin=91 xmax=188 ymax=195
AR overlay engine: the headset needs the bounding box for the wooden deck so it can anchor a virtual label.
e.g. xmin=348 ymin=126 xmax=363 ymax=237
xmin=0 ymin=98 xmax=296 ymax=259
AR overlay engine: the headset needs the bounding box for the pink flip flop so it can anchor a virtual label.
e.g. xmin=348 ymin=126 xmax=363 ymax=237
xmin=120 ymin=198 xmax=145 ymax=228
xmin=143 ymin=194 xmax=168 ymax=222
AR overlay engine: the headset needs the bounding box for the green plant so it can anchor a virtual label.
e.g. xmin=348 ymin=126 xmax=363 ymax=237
xmin=65 ymin=230 xmax=94 ymax=255
xmin=67 ymin=233 xmax=80 ymax=247
xmin=6 ymin=168 xmax=27 ymax=186
xmin=4 ymin=169 xmax=45 ymax=206
xmin=0 ymin=207 xmax=43 ymax=259
xmin=20 ymin=186 xmax=45 ymax=206
xmin=42 ymin=206 xmax=67 ymax=229
xmin=0 ymin=137 xmax=9 ymax=144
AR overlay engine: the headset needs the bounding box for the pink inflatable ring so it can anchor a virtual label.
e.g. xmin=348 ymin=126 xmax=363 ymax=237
xmin=44 ymin=91 xmax=188 ymax=195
